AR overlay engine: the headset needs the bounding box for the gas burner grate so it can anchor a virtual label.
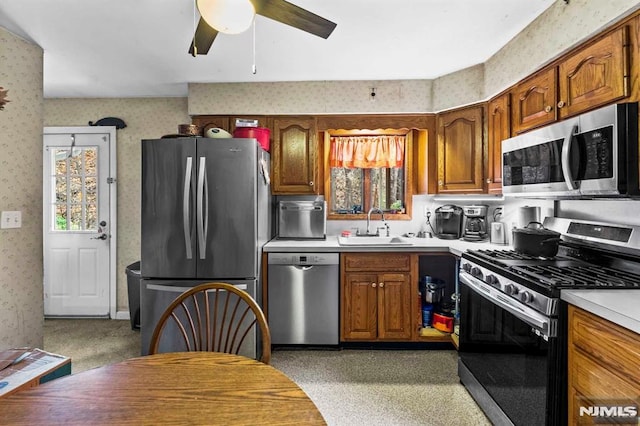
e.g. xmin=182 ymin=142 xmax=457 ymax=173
xmin=510 ymin=264 xmax=640 ymax=289
xmin=472 ymin=249 xmax=555 ymax=261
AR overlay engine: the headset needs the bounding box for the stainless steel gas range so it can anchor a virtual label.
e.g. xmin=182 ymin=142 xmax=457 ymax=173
xmin=457 ymin=217 xmax=640 ymax=426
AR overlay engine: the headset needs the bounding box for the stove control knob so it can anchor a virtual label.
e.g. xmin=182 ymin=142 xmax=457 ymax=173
xmin=503 ymin=283 xmax=517 ymax=295
xmin=462 ymin=262 xmax=472 ymax=273
xmin=520 ymin=291 xmax=535 ymax=303
xmin=470 ymin=267 xmax=483 ymax=279
xmin=486 ymin=275 xmax=499 ymax=286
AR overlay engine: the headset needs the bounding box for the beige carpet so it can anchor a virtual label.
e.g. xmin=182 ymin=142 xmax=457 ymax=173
xmin=44 ymin=319 xmax=489 ymax=426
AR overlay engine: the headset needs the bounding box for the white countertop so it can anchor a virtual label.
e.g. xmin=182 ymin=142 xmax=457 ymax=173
xmin=561 ymin=290 xmax=640 ymax=335
xmin=264 ymin=235 xmax=509 ymax=256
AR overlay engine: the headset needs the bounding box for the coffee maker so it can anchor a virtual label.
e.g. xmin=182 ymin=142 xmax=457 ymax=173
xmin=462 ymin=205 xmax=488 ymax=241
xmin=434 ymin=205 xmax=463 ymax=239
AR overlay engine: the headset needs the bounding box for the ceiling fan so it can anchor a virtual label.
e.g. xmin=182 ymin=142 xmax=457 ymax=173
xmin=189 ymin=0 xmax=337 ymax=56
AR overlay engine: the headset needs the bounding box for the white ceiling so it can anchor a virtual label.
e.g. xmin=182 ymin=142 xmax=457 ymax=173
xmin=0 ymin=0 xmax=556 ymax=98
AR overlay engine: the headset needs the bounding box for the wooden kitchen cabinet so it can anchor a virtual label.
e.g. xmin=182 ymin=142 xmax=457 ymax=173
xmin=436 ymin=105 xmax=485 ymax=194
xmin=567 ymin=305 xmax=640 ymax=424
xmin=513 ymin=26 xmax=629 ymax=134
xmin=341 ymin=253 xmax=412 ymax=341
xmin=271 ymin=116 xmax=318 ymax=194
xmin=190 ymin=115 xmax=269 ymax=136
xmin=486 ymin=93 xmax=511 ymax=194
xmin=558 ymin=26 xmax=629 ymax=119
xmin=512 ymin=67 xmax=558 ymax=133
xmin=190 ymin=115 xmax=231 ymax=134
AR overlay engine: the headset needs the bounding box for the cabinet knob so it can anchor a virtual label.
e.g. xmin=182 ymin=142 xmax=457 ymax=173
xmin=438 ymin=180 xmax=443 ymax=186
xmin=557 ymin=101 xmax=565 ymax=108
xmin=544 ymin=105 xmax=553 ymax=113
xmin=309 ymin=181 xmax=314 ymax=186
xmin=486 ymin=178 xmax=492 ymax=184
xmin=379 ymin=282 xmax=384 ymax=288
xmin=372 ymin=283 xmax=377 ymax=288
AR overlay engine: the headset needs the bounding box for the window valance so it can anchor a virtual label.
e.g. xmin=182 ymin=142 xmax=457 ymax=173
xmin=329 ymin=135 xmax=405 ymax=168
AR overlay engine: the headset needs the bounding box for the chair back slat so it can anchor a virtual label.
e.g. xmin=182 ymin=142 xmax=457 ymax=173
xmin=169 ymin=311 xmax=193 ymax=352
xmin=148 ymin=282 xmax=271 ymax=364
xmin=223 ymin=297 xmax=243 ymax=353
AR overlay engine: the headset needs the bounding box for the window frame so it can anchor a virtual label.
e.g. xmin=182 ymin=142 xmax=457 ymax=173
xmin=323 ymin=128 xmax=416 ymax=221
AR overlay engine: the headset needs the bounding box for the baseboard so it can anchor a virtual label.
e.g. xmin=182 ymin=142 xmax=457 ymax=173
xmin=115 ymin=311 xmax=130 ymax=320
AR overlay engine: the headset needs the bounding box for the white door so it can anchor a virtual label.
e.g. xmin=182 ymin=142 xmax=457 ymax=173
xmin=43 ymin=127 xmax=117 ymax=317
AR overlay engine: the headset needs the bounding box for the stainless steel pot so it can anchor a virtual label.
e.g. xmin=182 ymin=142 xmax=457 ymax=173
xmin=512 ymin=221 xmax=561 ymax=258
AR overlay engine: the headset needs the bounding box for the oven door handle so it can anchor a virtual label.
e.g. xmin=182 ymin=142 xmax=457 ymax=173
xmin=460 ymin=272 xmax=556 ymax=338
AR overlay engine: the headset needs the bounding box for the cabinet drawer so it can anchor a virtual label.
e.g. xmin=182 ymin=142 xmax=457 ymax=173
xmin=569 ymin=306 xmax=640 ymax=386
xmin=570 ymin=347 xmax=638 ymax=399
xmin=343 ymin=253 xmax=410 ymax=272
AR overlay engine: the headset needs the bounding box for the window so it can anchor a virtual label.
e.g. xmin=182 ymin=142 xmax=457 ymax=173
xmin=324 ymin=130 xmax=415 ymax=219
xmin=50 ymin=147 xmax=99 ymax=231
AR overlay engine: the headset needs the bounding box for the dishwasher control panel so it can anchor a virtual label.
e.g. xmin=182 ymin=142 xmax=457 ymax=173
xmin=268 ymin=252 xmax=339 ymax=266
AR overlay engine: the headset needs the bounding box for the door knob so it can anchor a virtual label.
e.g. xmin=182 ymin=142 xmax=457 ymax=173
xmin=91 ymin=234 xmax=108 ymax=240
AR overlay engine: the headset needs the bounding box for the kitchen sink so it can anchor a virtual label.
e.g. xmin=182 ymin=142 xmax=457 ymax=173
xmin=337 ymin=236 xmax=413 ymax=246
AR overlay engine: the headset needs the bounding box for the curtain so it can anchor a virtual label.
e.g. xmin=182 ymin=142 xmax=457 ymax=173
xmin=329 ymin=135 xmax=405 ymax=168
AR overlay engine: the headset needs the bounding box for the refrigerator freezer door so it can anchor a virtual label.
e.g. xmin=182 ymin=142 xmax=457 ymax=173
xmin=140 ymin=279 xmax=257 ymax=357
xmin=141 ymin=138 xmax=197 ymax=278
xmin=197 ymin=138 xmax=259 ymax=279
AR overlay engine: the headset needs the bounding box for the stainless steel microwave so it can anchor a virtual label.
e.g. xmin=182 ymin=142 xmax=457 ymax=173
xmin=502 ymin=102 xmax=639 ymax=198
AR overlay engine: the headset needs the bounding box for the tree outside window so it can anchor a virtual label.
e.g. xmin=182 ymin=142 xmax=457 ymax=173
xmin=328 ymin=134 xmax=405 ymax=215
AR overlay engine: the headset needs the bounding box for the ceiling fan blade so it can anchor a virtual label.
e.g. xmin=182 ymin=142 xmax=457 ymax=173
xmin=188 ymin=17 xmax=219 ymax=56
xmin=252 ymin=0 xmax=336 ymax=39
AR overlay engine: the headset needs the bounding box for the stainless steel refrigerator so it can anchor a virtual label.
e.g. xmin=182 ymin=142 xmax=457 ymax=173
xmin=139 ymin=137 xmax=271 ymax=356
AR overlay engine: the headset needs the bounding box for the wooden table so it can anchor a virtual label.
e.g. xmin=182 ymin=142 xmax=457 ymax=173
xmin=0 ymin=352 xmax=326 ymax=425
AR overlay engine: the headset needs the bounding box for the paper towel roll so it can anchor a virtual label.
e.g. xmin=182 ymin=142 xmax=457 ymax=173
xmin=517 ymin=206 xmax=540 ymax=228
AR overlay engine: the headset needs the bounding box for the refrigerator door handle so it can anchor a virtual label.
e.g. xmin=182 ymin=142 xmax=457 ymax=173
xmin=197 ymin=157 xmax=207 ymax=259
xmin=183 ymin=157 xmax=193 ymax=259
xmin=147 ymin=283 xmax=248 ymax=293
xmin=203 ymin=161 xmax=209 ymax=250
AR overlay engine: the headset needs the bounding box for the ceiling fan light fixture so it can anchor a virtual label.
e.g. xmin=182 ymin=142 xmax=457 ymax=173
xmin=197 ymin=0 xmax=255 ymax=35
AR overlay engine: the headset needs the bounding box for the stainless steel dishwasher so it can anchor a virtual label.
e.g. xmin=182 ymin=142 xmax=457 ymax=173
xmin=267 ymin=252 xmax=339 ymax=345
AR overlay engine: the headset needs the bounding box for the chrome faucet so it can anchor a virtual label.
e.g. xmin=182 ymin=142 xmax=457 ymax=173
xmin=366 ymin=207 xmax=386 ymax=236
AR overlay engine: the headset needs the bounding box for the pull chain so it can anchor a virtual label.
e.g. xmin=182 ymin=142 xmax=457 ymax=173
xmin=252 ymin=18 xmax=257 ymax=74
xmin=191 ymin=0 xmax=198 ymax=56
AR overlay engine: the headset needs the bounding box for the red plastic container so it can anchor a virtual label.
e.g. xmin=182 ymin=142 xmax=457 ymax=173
xmin=233 ymin=127 xmax=271 ymax=152
xmin=432 ymin=312 xmax=454 ymax=333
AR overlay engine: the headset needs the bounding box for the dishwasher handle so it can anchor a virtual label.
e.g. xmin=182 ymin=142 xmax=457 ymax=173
xmin=293 ymin=265 xmax=314 ymax=271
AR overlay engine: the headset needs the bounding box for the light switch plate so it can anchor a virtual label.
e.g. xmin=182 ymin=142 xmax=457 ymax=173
xmin=1 ymin=211 xmax=22 ymax=229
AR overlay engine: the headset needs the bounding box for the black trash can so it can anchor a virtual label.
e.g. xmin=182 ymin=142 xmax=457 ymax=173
xmin=125 ymin=261 xmax=141 ymax=330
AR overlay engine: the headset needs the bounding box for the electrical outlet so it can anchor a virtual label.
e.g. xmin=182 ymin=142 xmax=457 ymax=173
xmin=1 ymin=211 xmax=22 ymax=229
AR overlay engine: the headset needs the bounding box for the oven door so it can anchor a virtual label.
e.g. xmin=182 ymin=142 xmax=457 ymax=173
xmin=458 ymin=271 xmax=566 ymax=426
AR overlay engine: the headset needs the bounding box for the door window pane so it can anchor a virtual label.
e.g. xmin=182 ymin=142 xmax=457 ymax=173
xmin=50 ymin=146 xmax=99 ymax=231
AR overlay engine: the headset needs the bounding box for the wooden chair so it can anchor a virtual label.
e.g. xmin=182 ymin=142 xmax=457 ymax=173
xmin=148 ymin=282 xmax=271 ymax=364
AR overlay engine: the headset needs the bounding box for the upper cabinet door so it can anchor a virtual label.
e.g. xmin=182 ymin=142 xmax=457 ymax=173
xmin=513 ymin=68 xmax=558 ymax=134
xmin=191 ymin=116 xmax=231 ymax=134
xmin=272 ymin=117 xmax=318 ymax=194
xmin=558 ymin=26 xmax=629 ymax=119
xmin=436 ymin=106 xmax=484 ymax=194
xmin=487 ymin=93 xmax=511 ymax=194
